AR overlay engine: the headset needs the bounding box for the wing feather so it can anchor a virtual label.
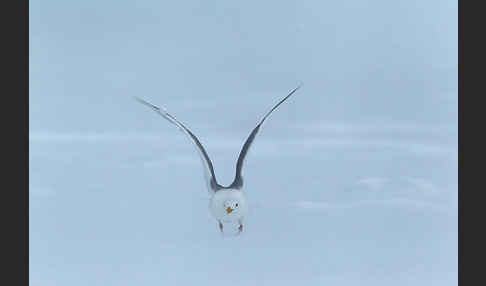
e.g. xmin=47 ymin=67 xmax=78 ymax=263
xmin=135 ymin=97 xmax=223 ymax=193
xmin=229 ymin=84 xmax=302 ymax=189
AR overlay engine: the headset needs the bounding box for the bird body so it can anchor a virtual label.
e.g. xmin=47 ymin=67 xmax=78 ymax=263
xmin=135 ymin=85 xmax=301 ymax=235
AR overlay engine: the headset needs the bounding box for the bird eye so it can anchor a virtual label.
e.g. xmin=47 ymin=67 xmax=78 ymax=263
xmin=235 ymin=203 xmax=238 ymax=207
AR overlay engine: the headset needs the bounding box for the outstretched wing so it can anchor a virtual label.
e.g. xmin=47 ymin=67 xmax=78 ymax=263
xmin=229 ymin=84 xmax=302 ymax=189
xmin=134 ymin=97 xmax=223 ymax=193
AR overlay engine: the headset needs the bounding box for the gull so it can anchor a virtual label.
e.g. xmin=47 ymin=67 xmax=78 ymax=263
xmin=135 ymin=85 xmax=301 ymax=235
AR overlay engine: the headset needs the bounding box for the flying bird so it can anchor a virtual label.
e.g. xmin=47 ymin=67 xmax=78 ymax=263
xmin=135 ymin=85 xmax=301 ymax=235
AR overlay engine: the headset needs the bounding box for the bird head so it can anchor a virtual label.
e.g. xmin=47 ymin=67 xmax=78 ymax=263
xmin=223 ymin=200 xmax=240 ymax=214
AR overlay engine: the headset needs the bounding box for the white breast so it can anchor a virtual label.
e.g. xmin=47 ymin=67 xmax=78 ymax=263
xmin=209 ymin=189 xmax=248 ymax=223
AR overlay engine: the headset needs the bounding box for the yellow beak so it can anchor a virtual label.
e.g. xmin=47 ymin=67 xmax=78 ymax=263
xmin=226 ymin=207 xmax=233 ymax=214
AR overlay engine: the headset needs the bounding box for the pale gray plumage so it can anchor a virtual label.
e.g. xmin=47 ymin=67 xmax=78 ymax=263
xmin=134 ymin=84 xmax=301 ymax=193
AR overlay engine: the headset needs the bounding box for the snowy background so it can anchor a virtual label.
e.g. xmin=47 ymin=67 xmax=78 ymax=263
xmin=30 ymin=0 xmax=457 ymax=285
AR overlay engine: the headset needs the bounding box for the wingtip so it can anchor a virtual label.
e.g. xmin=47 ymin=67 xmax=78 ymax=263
xmin=131 ymin=96 xmax=140 ymax=104
xmin=133 ymin=96 xmax=160 ymax=111
xmin=132 ymin=96 xmax=146 ymax=104
xmin=286 ymin=83 xmax=303 ymax=97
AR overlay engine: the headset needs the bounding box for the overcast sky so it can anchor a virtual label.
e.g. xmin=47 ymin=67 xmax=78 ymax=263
xmin=30 ymin=0 xmax=457 ymax=285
